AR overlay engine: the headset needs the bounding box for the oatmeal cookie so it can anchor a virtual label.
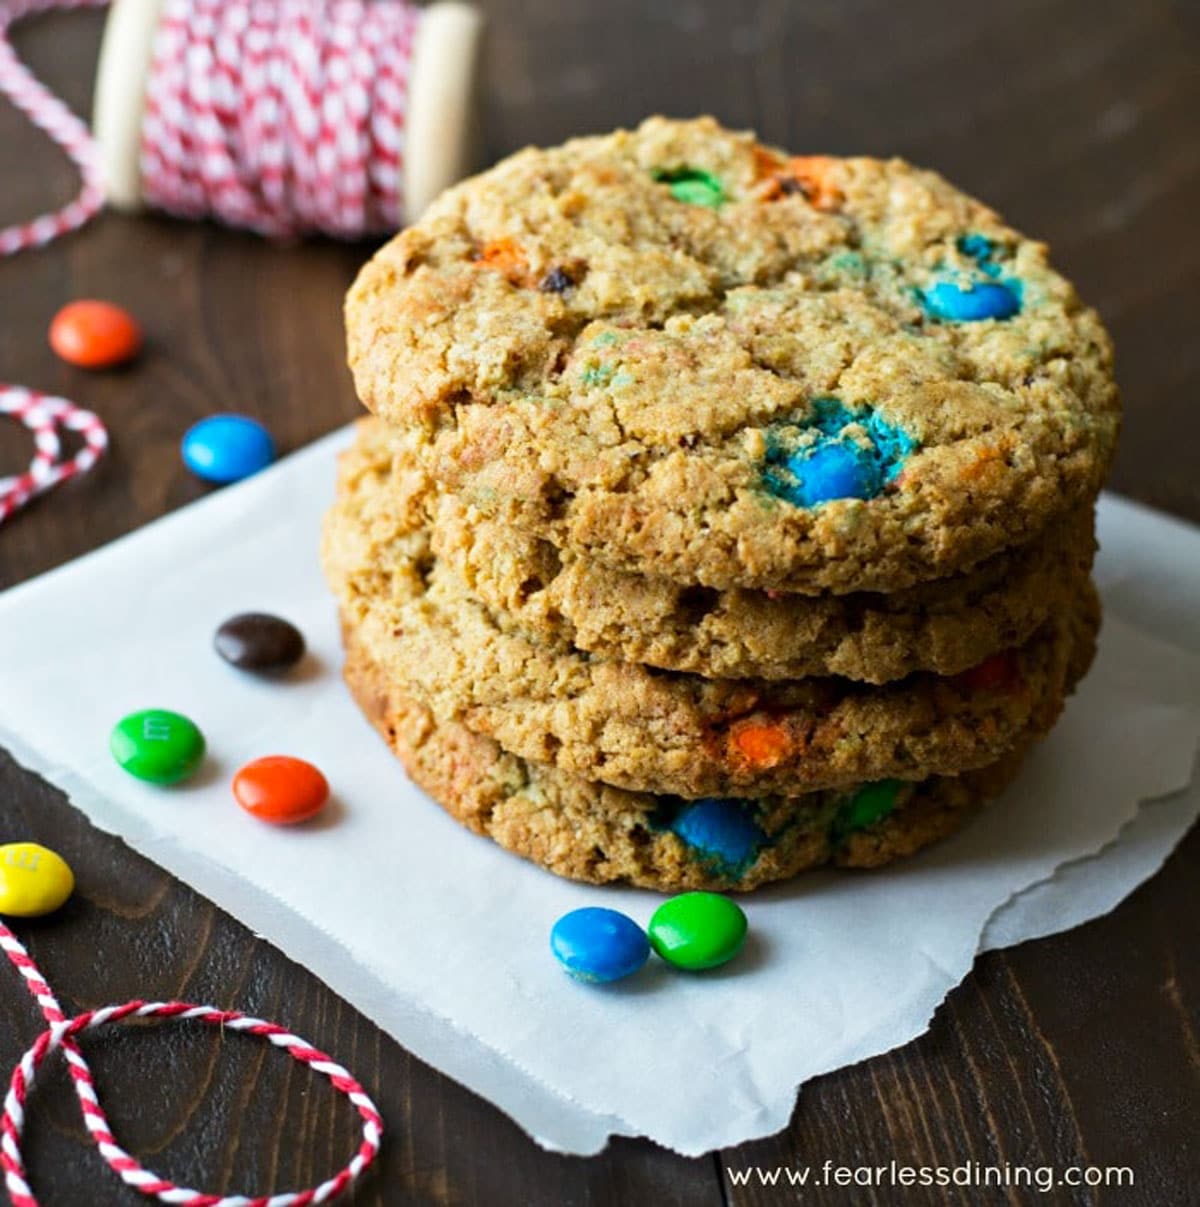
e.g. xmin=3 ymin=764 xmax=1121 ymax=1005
xmin=346 ymin=116 xmax=1118 ymax=592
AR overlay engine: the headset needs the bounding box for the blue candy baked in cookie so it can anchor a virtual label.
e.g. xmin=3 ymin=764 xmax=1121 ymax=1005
xmin=345 ymin=116 xmax=1120 ymax=593
xmin=761 ymin=397 xmax=916 ymax=508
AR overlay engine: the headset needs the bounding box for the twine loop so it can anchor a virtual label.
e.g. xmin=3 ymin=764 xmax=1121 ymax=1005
xmin=0 ymin=387 xmax=108 ymax=524
xmin=0 ymin=918 xmax=384 ymax=1206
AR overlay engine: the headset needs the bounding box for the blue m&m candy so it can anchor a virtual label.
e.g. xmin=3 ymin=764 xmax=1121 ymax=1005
xmin=781 ymin=441 xmax=881 ymax=508
xmin=182 ymin=415 xmax=275 ymax=483
xmin=670 ymin=798 xmax=765 ymax=872
xmin=921 ymin=279 xmax=1020 ymax=322
xmin=763 ymin=398 xmax=916 ymax=508
xmin=550 ymin=907 xmax=650 ymax=983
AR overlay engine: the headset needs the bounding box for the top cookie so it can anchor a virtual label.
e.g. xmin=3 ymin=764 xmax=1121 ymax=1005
xmin=346 ymin=116 xmax=1119 ymax=592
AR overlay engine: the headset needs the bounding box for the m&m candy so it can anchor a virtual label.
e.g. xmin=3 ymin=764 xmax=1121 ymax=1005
xmin=215 ymin=612 xmax=306 ymax=673
xmin=763 ymin=398 xmax=916 ymax=508
xmin=953 ymin=650 xmax=1020 ymax=693
xmin=659 ymin=167 xmax=725 ymax=208
xmin=648 ymin=892 xmax=747 ymax=971
xmin=669 ymin=798 xmax=765 ymax=872
xmin=550 ymin=907 xmax=650 ymax=983
xmin=782 ymin=440 xmax=879 ymax=507
xmin=921 ymin=278 xmax=1021 ymax=322
xmin=0 ymin=843 xmax=75 ymax=917
xmin=182 ymin=415 xmax=275 ymax=484
xmin=233 ymin=756 xmax=329 ymax=824
xmin=48 ymin=300 xmax=142 ymax=369
xmin=832 ymin=780 xmax=901 ymax=841
xmin=110 ymin=709 xmax=206 ymax=784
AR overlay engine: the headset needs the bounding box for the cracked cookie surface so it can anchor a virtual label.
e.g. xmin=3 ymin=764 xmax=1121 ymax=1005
xmin=346 ymin=116 xmax=1119 ymax=592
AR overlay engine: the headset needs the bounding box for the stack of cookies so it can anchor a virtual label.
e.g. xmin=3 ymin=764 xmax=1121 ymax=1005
xmin=322 ymin=117 xmax=1119 ymax=893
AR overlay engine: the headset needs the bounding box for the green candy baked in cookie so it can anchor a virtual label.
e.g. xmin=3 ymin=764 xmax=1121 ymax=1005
xmin=345 ymin=116 xmax=1119 ymax=593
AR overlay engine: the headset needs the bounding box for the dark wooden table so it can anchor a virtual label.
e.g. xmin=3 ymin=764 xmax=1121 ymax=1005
xmin=2 ymin=2 xmax=1198 ymax=1203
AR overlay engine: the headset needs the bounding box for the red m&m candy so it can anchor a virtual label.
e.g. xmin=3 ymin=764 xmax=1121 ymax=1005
xmin=233 ymin=756 xmax=329 ymax=825
xmin=49 ymin=300 xmax=142 ymax=369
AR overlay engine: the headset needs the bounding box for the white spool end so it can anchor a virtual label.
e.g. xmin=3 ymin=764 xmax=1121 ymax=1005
xmin=93 ymin=0 xmax=166 ymax=211
xmin=404 ymin=1 xmax=485 ymax=223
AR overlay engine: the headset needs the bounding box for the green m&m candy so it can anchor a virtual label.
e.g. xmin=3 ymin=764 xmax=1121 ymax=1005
xmin=110 ymin=709 xmax=205 ymax=784
xmin=831 ymin=779 xmax=901 ymax=842
xmin=651 ymin=167 xmax=726 ymax=209
xmin=648 ymin=891 xmax=747 ymax=971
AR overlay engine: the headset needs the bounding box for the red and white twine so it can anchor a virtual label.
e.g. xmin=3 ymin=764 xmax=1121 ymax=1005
xmin=0 ymin=0 xmax=107 ymax=255
xmin=0 ymin=388 xmax=108 ymax=524
xmin=0 ymin=0 xmax=419 ymax=518
xmin=0 ymin=0 xmax=417 ymax=250
xmin=140 ymin=0 xmax=417 ymax=238
xmin=0 ymin=917 xmax=384 ymax=1205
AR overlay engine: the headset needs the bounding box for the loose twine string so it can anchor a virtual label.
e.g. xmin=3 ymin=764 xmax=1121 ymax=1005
xmin=1 ymin=0 xmax=109 ymax=522
xmin=0 ymin=0 xmax=416 ymax=520
xmin=0 ymin=388 xmax=107 ymax=524
xmin=0 ymin=919 xmax=384 ymax=1205
xmin=0 ymin=1 xmax=405 ymax=1197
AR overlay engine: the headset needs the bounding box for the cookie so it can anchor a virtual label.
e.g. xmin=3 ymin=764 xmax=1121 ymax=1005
xmin=419 ymin=446 xmax=1097 ymax=685
xmin=322 ymin=435 xmax=1100 ymax=798
xmin=345 ymin=115 xmax=1119 ymax=593
xmin=345 ymin=416 xmax=1096 ymax=682
xmin=344 ymin=624 xmax=1033 ymax=892
xmin=440 ymin=502 xmax=1095 ymax=683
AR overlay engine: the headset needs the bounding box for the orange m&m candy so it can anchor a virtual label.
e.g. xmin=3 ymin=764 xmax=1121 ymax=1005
xmin=729 ymin=721 xmax=792 ymax=768
xmin=233 ymin=756 xmax=329 ymax=825
xmin=49 ymin=299 xmax=142 ymax=369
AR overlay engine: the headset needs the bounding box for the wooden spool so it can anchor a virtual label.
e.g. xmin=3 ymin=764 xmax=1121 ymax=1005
xmin=92 ymin=0 xmax=484 ymax=223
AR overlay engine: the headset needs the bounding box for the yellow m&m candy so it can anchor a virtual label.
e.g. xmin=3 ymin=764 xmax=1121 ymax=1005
xmin=0 ymin=843 xmax=75 ymax=917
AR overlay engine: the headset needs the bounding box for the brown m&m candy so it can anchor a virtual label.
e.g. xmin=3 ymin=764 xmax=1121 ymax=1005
xmin=214 ymin=613 xmax=305 ymax=674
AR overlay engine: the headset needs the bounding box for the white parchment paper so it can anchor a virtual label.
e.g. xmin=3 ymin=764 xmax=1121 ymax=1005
xmin=0 ymin=429 xmax=1197 ymax=1156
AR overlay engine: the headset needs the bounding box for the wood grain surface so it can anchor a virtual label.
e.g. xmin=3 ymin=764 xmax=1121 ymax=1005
xmin=1 ymin=1 xmax=1198 ymax=1203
